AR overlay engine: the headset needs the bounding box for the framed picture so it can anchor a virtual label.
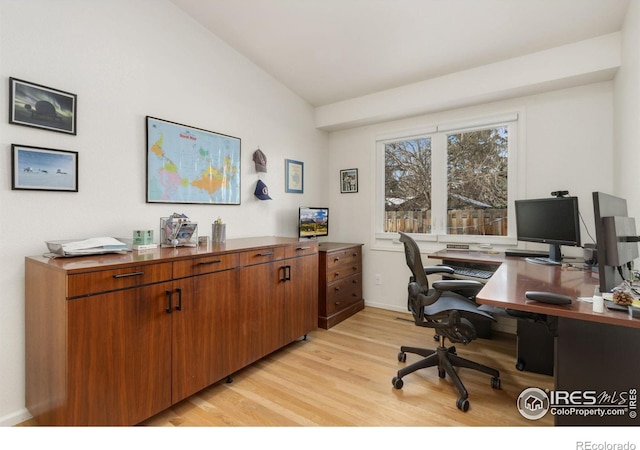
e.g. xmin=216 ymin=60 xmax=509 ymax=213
xmin=11 ymin=144 xmax=78 ymax=192
xmin=285 ymin=159 xmax=304 ymax=193
xmin=9 ymin=78 xmax=77 ymax=135
xmin=340 ymin=168 xmax=358 ymax=193
xmin=146 ymin=116 xmax=241 ymax=205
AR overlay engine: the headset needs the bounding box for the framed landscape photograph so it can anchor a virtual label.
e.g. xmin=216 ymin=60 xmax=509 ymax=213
xmin=340 ymin=168 xmax=358 ymax=193
xmin=285 ymin=159 xmax=304 ymax=193
xmin=11 ymin=144 xmax=78 ymax=192
xmin=146 ymin=116 xmax=241 ymax=205
xmin=9 ymin=78 xmax=77 ymax=135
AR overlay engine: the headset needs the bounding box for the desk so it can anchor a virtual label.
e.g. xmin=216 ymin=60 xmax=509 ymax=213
xmin=430 ymin=250 xmax=640 ymax=426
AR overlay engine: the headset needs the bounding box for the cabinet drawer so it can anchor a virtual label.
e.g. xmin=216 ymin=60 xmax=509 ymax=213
xmin=326 ymin=247 xmax=361 ymax=271
xmin=326 ymin=274 xmax=362 ymax=315
xmin=285 ymin=242 xmax=318 ymax=259
xmin=68 ymin=262 xmax=173 ymax=298
xmin=326 ymin=261 xmax=361 ymax=283
xmin=239 ymin=246 xmax=285 ymax=266
xmin=173 ymin=253 xmax=238 ymax=278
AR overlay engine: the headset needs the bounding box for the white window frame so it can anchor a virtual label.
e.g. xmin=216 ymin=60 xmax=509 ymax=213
xmin=373 ymin=112 xmax=522 ymax=248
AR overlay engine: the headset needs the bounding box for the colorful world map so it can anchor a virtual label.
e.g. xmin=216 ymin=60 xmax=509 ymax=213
xmin=146 ymin=117 xmax=240 ymax=204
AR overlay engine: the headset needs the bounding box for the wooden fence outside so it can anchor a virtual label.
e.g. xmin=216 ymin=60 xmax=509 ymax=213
xmin=385 ymin=208 xmax=508 ymax=236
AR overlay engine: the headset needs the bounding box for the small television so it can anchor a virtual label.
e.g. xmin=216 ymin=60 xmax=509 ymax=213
xmin=514 ymin=196 xmax=581 ymax=264
xmin=298 ymin=207 xmax=329 ymax=239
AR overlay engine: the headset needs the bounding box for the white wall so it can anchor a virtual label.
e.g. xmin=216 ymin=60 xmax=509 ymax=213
xmin=615 ymin=0 xmax=640 ymax=218
xmin=328 ymin=83 xmax=615 ymax=314
xmin=0 ymin=0 xmax=328 ymax=425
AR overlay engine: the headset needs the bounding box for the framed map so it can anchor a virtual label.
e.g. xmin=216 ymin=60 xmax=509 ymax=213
xmin=146 ymin=116 xmax=241 ymax=205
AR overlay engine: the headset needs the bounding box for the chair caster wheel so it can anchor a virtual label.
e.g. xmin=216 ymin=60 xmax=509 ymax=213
xmin=433 ymin=334 xmax=440 ymax=342
xmin=397 ymin=352 xmax=407 ymax=362
xmin=516 ymin=360 xmax=525 ymax=371
xmin=448 ymin=346 xmax=457 ymax=355
xmin=456 ymin=397 xmax=470 ymax=412
xmin=438 ymin=369 xmax=446 ymax=379
xmin=491 ymin=377 xmax=501 ymax=389
xmin=392 ymin=376 xmax=404 ymax=389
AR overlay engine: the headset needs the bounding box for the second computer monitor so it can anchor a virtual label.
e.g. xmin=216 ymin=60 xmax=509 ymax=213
xmin=514 ymin=196 xmax=581 ymax=264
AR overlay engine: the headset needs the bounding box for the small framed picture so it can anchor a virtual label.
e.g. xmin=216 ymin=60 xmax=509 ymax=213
xmin=9 ymin=77 xmax=77 ymax=135
xmin=340 ymin=168 xmax=358 ymax=193
xmin=11 ymin=144 xmax=78 ymax=192
xmin=285 ymin=159 xmax=304 ymax=193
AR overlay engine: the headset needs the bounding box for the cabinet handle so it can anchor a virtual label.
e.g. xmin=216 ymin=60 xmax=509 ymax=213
xmin=281 ymin=265 xmax=291 ymax=281
xmin=334 ymin=257 xmax=340 ymax=262
xmin=334 ymin=286 xmax=341 ymax=291
xmin=258 ymin=251 xmax=274 ymax=257
xmin=335 ymin=301 xmax=341 ymax=306
xmin=165 ymin=290 xmax=173 ymax=314
xmin=113 ymin=271 xmax=144 ymax=279
xmin=199 ymin=259 xmax=221 ymax=265
xmin=334 ymin=272 xmax=340 ymax=277
xmin=296 ymin=246 xmax=311 ymax=251
xmin=175 ymin=288 xmax=182 ymax=311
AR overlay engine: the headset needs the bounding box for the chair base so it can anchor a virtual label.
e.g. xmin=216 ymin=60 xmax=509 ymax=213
xmin=392 ymin=341 xmax=501 ymax=412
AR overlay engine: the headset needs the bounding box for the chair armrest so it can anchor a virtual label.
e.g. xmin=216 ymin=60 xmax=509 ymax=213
xmin=424 ymin=265 xmax=455 ymax=276
xmin=432 ymin=279 xmax=484 ymax=293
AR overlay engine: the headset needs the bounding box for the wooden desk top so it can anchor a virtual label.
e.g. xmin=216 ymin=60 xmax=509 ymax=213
xmin=429 ymin=249 xmax=640 ymax=329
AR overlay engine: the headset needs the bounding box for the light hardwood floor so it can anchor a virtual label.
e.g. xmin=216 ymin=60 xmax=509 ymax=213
xmin=139 ymin=307 xmax=553 ymax=427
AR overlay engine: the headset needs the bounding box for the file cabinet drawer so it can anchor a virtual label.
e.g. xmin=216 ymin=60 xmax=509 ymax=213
xmin=326 ymin=246 xmax=361 ymax=271
xmin=326 ymin=274 xmax=362 ymax=315
xmin=68 ymin=262 xmax=173 ymax=298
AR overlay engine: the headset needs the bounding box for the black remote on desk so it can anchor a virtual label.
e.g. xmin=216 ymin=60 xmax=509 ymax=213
xmin=525 ymin=291 xmax=572 ymax=305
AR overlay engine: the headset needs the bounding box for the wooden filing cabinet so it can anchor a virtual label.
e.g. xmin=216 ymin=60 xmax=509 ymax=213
xmin=318 ymin=242 xmax=364 ymax=329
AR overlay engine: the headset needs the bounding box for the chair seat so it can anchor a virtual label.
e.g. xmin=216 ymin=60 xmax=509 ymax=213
xmin=423 ymin=293 xmax=495 ymax=321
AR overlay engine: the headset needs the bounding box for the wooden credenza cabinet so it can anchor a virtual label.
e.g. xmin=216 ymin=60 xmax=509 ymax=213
xmin=318 ymin=243 xmax=364 ymax=329
xmin=25 ymin=237 xmax=318 ymax=426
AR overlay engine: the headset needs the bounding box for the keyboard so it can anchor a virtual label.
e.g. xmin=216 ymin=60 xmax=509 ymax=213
xmin=448 ymin=266 xmax=494 ymax=279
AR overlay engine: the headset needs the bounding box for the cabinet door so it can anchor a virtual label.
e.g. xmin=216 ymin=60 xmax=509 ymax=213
xmin=67 ymin=281 xmax=173 ymax=425
xmin=171 ymin=268 xmax=238 ymax=403
xmin=238 ymin=261 xmax=286 ymax=365
xmin=283 ymin=254 xmax=318 ymax=343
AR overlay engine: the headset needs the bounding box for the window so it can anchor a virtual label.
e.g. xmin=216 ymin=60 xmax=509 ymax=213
xmin=377 ymin=114 xmax=518 ymax=244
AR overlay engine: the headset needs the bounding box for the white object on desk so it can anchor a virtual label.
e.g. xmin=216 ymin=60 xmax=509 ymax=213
xmin=592 ymin=286 xmax=604 ymax=313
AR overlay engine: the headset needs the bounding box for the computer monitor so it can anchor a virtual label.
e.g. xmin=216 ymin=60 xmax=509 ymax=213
xmin=592 ymin=192 xmax=639 ymax=292
xmin=514 ymin=196 xmax=581 ymax=264
xmin=298 ymin=207 xmax=329 ymax=238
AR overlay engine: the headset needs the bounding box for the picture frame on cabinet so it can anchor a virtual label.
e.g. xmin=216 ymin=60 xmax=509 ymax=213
xmin=340 ymin=168 xmax=358 ymax=193
xmin=285 ymin=159 xmax=304 ymax=193
xmin=9 ymin=78 xmax=77 ymax=135
xmin=11 ymin=144 xmax=78 ymax=192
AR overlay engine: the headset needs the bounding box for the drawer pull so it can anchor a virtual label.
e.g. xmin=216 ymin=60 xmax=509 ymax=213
xmin=334 ymin=286 xmax=341 ymax=291
xmin=334 ymin=257 xmax=340 ymax=262
xmin=199 ymin=259 xmax=221 ymax=265
xmin=335 ymin=301 xmax=341 ymax=306
xmin=113 ymin=271 xmax=144 ymax=279
xmin=334 ymin=272 xmax=340 ymax=277
xmin=296 ymin=246 xmax=312 ymax=251
xmin=258 ymin=251 xmax=274 ymax=257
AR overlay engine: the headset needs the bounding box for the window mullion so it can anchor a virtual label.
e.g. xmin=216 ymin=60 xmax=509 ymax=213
xmin=431 ymin=133 xmax=447 ymax=236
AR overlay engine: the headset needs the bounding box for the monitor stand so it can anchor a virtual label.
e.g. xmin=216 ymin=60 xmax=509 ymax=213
xmin=525 ymin=243 xmax=562 ymax=266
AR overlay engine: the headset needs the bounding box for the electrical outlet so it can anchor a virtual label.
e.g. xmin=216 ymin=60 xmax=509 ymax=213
xmin=375 ymin=274 xmax=382 ymax=285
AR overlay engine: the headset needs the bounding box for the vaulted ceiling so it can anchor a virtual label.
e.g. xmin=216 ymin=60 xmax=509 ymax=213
xmin=170 ymin=0 xmax=630 ymax=107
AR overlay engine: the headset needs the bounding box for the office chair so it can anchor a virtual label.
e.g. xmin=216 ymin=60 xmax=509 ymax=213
xmin=392 ymin=232 xmax=501 ymax=411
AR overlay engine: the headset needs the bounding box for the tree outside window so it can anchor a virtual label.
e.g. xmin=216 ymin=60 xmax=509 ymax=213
xmin=383 ymin=125 xmax=509 ymax=238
